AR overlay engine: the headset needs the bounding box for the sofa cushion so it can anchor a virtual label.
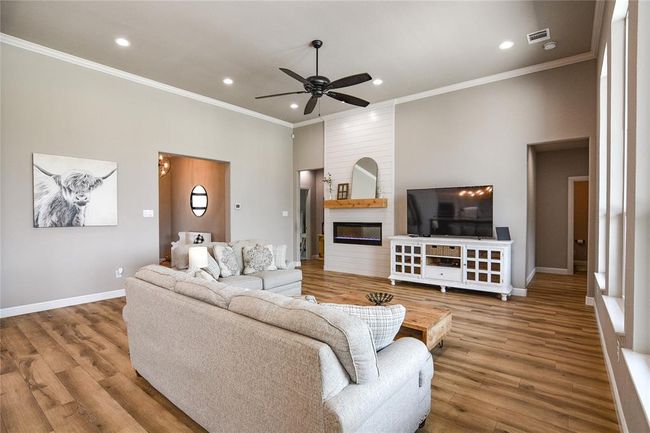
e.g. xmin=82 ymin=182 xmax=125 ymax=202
xmin=135 ymin=265 xmax=190 ymax=290
xmin=174 ymin=279 xmax=246 ymax=309
xmin=219 ymin=275 xmax=263 ymax=290
xmin=322 ymin=304 xmax=406 ymax=351
xmin=229 ymin=239 xmax=268 ymax=272
xmin=228 ymin=290 xmax=379 ymax=384
xmin=252 ymin=269 xmax=303 ymax=290
xmin=173 ymin=241 xmax=228 ymax=270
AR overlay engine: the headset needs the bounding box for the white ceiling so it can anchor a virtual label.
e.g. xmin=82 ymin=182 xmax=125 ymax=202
xmin=1 ymin=1 xmax=596 ymax=123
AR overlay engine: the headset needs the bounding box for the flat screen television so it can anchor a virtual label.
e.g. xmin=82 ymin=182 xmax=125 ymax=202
xmin=407 ymin=185 xmax=493 ymax=238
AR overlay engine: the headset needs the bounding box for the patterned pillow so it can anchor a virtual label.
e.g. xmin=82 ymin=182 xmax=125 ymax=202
xmin=243 ymin=244 xmax=277 ymax=275
xmin=214 ymin=245 xmax=240 ymax=278
xmin=202 ymin=253 xmax=222 ymax=280
xmin=322 ymin=303 xmax=406 ymax=351
xmin=273 ymin=244 xmax=288 ymax=270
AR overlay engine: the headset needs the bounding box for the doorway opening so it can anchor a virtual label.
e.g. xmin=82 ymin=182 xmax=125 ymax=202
xmin=526 ymin=139 xmax=590 ymax=287
xmin=298 ymin=169 xmax=324 ymax=261
xmin=158 ymin=153 xmax=230 ymax=265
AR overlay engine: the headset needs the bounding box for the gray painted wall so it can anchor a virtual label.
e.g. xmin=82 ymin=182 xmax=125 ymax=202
xmin=1 ymin=44 xmax=294 ymax=309
xmin=395 ymin=60 xmax=597 ymax=290
xmin=534 ymin=146 xmax=589 ymax=269
xmin=293 ymin=122 xmax=324 ymax=171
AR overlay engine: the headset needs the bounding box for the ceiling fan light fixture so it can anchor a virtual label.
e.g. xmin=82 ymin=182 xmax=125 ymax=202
xmin=255 ymin=39 xmax=372 ymax=115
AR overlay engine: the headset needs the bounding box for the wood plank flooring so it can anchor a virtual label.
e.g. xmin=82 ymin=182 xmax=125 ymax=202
xmin=0 ymin=263 xmax=618 ymax=433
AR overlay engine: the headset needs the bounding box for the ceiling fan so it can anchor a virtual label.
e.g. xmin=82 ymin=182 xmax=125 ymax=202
xmin=255 ymin=40 xmax=372 ymax=115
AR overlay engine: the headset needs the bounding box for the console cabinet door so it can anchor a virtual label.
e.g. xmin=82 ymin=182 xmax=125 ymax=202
xmin=464 ymin=247 xmax=504 ymax=285
xmin=392 ymin=242 xmax=422 ymax=277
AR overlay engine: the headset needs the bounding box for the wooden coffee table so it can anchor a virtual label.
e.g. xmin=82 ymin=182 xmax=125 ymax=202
xmin=397 ymin=306 xmax=452 ymax=351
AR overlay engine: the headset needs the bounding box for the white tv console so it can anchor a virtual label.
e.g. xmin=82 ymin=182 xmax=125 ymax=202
xmin=389 ymin=236 xmax=513 ymax=301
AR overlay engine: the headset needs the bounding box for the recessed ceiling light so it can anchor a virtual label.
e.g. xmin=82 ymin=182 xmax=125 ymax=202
xmin=373 ymin=79 xmax=383 ymax=86
xmin=115 ymin=37 xmax=130 ymax=47
xmin=290 ymin=103 xmax=299 ymax=109
xmin=223 ymin=77 xmax=234 ymax=85
xmin=499 ymin=40 xmax=514 ymax=50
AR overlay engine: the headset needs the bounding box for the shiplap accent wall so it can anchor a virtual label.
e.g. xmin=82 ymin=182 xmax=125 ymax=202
xmin=324 ymin=103 xmax=395 ymax=277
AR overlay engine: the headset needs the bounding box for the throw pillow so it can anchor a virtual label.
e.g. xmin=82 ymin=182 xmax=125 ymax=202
xmin=214 ymin=245 xmax=240 ymax=278
xmin=195 ymin=269 xmax=217 ymax=281
xmin=243 ymin=244 xmax=277 ymax=274
xmin=273 ymin=244 xmax=288 ymax=270
xmin=322 ymin=303 xmax=406 ymax=351
xmin=202 ymin=253 xmax=222 ymax=280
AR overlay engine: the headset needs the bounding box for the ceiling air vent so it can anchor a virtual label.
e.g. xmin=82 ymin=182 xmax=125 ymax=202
xmin=527 ymin=28 xmax=551 ymax=44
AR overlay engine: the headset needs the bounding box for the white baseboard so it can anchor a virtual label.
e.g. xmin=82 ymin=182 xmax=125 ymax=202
xmin=535 ymin=267 xmax=571 ymax=275
xmin=512 ymin=288 xmax=528 ymax=297
xmin=0 ymin=289 xmax=125 ymax=318
xmin=594 ymin=303 xmax=629 ymax=433
xmin=526 ymin=268 xmax=537 ymax=286
xmin=585 ymin=296 xmax=595 ymax=306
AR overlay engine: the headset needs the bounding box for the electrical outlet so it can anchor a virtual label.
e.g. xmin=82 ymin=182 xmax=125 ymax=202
xmin=115 ymin=267 xmax=124 ymax=278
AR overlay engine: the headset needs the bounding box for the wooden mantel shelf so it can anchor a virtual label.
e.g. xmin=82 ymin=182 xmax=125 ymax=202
xmin=324 ymin=198 xmax=388 ymax=209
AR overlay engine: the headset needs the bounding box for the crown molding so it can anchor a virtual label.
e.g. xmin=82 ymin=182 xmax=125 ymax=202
xmin=393 ymin=51 xmax=595 ymax=105
xmin=0 ymin=33 xmax=293 ymax=128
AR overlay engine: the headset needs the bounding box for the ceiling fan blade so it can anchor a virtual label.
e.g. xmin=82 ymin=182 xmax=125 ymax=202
xmin=326 ymin=91 xmax=370 ymax=108
xmin=255 ymin=91 xmax=308 ymax=99
xmin=304 ymin=96 xmax=318 ymax=115
xmin=328 ymin=73 xmax=372 ymax=90
xmin=280 ymin=68 xmax=310 ymax=85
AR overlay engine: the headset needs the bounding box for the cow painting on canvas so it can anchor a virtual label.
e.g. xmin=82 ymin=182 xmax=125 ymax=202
xmin=33 ymin=153 xmax=118 ymax=227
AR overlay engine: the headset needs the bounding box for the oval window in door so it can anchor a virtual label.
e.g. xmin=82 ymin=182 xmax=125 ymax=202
xmin=190 ymin=185 xmax=208 ymax=217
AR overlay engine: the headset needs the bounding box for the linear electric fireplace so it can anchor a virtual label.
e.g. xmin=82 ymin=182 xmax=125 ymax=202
xmin=333 ymin=222 xmax=382 ymax=246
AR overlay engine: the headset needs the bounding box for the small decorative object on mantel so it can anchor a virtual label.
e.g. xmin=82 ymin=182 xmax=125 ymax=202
xmin=337 ymin=183 xmax=349 ymax=200
xmin=323 ymin=172 xmax=333 ymax=200
xmin=366 ymin=292 xmax=394 ymax=306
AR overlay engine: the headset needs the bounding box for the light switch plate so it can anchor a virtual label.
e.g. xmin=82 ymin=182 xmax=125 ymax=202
xmin=143 ymin=209 xmax=154 ymax=218
xmin=282 ymin=211 xmax=289 ymax=217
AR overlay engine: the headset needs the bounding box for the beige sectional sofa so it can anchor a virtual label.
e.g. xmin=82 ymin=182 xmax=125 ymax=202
xmin=124 ymin=265 xmax=433 ymax=433
xmin=172 ymin=239 xmax=302 ymax=295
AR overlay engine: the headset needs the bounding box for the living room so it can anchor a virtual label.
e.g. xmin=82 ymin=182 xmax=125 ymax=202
xmin=1 ymin=1 xmax=649 ymax=433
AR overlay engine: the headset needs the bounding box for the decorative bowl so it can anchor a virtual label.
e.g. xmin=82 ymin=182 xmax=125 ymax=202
xmin=366 ymin=292 xmax=393 ymax=306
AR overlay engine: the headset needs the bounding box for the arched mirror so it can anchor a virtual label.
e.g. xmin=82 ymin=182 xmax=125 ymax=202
xmin=351 ymin=157 xmax=379 ymax=199
xmin=190 ymin=185 xmax=208 ymax=217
